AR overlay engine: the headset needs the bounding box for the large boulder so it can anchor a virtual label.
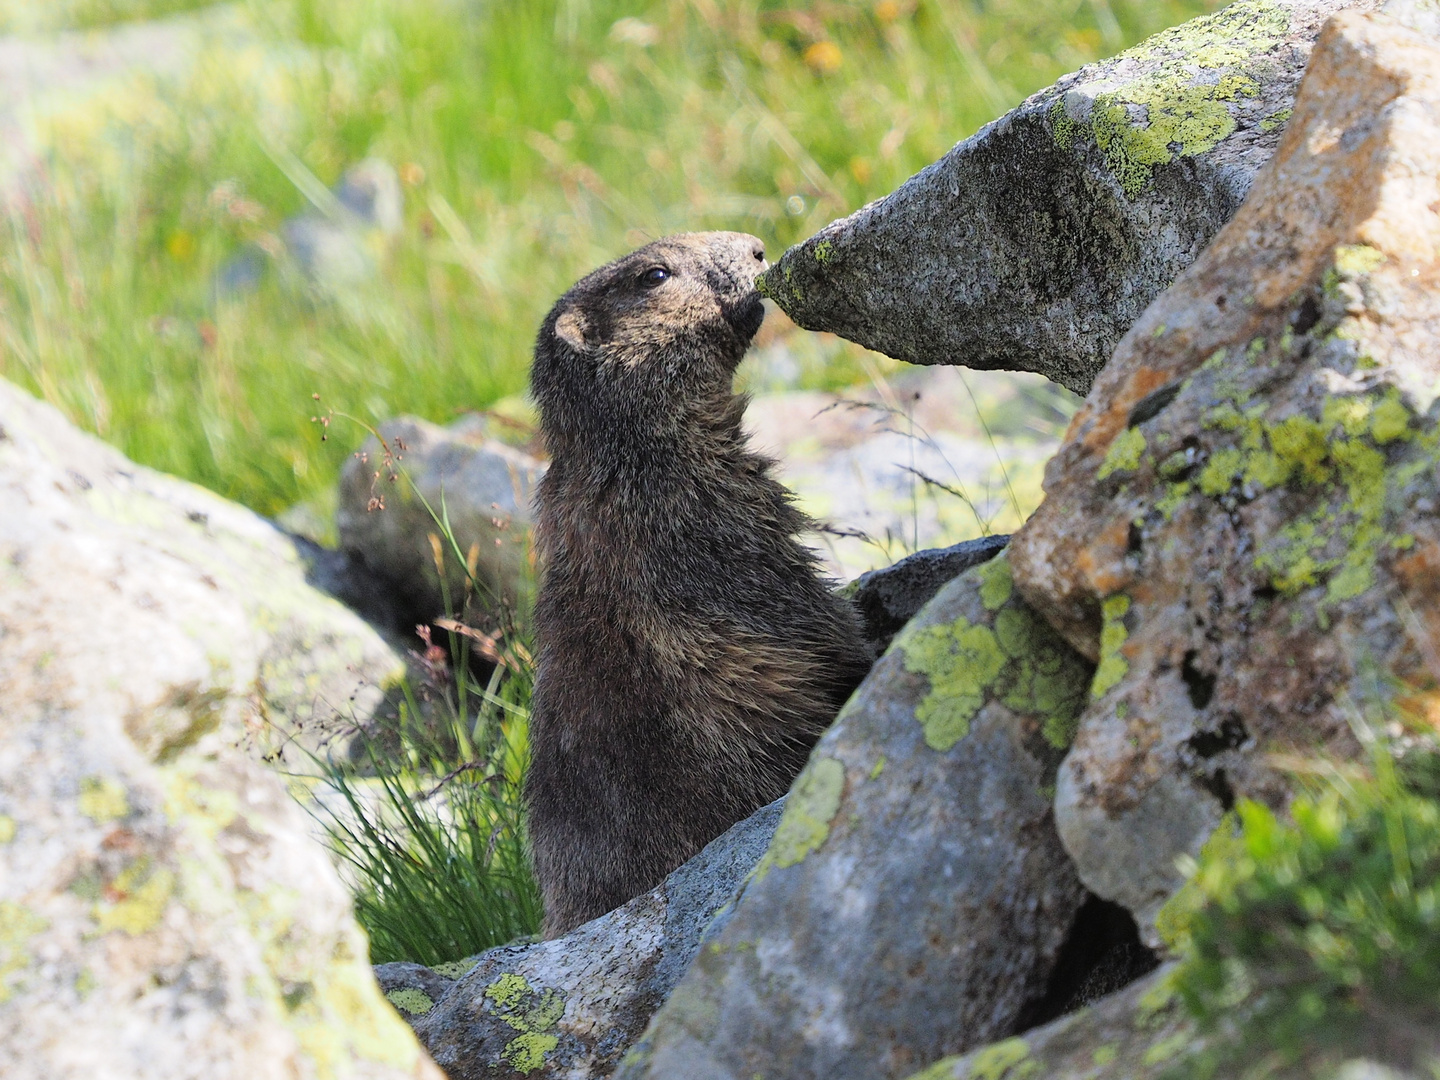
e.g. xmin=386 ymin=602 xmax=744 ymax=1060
xmin=617 ymin=555 xmax=1096 ymax=1080
xmin=760 ymin=0 xmax=1380 ymax=396
xmin=335 ymin=416 xmax=544 ymax=636
xmin=0 ymin=379 xmax=435 ymax=1078
xmin=1008 ymin=6 xmax=1440 ymax=943
xmin=378 ymin=799 xmax=783 ymax=1079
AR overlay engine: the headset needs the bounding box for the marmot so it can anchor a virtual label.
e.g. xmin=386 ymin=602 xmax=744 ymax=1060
xmin=526 ymin=231 xmax=873 ymax=936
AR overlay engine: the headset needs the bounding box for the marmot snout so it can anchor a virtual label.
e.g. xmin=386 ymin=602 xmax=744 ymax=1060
xmin=526 ymin=232 xmax=872 ymax=936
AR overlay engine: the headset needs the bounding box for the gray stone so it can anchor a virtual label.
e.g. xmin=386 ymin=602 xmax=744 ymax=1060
xmin=0 ymin=378 xmax=437 ymax=1079
xmin=398 ymin=800 xmax=783 ymax=1079
xmin=335 ymin=415 xmax=544 ymax=635
xmin=617 ymin=555 xmax=1094 ymax=1080
xmin=907 ymin=966 xmax=1203 ymax=1080
xmin=848 ymin=534 xmax=1010 ymax=652
xmin=283 ymin=159 xmax=404 ymax=289
xmin=759 ymin=0 xmax=1380 ymax=396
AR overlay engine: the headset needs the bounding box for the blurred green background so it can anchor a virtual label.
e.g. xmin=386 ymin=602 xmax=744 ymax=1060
xmin=0 ymin=0 xmax=1220 ymax=520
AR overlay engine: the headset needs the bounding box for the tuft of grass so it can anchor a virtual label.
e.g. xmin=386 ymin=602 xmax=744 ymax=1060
xmin=1165 ymin=740 xmax=1440 ymax=1078
xmin=0 ymin=0 xmax=1221 ymax=518
xmin=304 ymin=436 xmax=542 ymax=965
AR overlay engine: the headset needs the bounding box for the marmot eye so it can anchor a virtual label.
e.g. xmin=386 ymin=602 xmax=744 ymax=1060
xmin=640 ymin=266 xmax=670 ymax=287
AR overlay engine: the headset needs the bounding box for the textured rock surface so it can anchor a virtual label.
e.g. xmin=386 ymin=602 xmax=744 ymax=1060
xmin=761 ymin=0 xmax=1380 ymax=396
xmin=848 ymin=534 xmax=1010 ymax=651
xmin=336 ymin=415 xmax=544 ymax=634
xmin=617 ymin=556 xmax=1094 ymax=1080
xmin=1009 ymin=8 xmax=1440 ymax=943
xmin=0 ymin=379 xmax=435 ymax=1079
xmin=394 ymin=799 xmax=782 ymax=1080
xmin=0 ymin=377 xmax=405 ymax=761
xmin=905 ymin=967 xmax=1201 ymax=1080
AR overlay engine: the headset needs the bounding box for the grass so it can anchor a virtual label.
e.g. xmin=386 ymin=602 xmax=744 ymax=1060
xmin=0 ymin=0 xmax=1222 ymax=520
xmin=1160 ymin=711 xmax=1440 ymax=1078
xmin=306 ymin=485 xmax=543 ymax=965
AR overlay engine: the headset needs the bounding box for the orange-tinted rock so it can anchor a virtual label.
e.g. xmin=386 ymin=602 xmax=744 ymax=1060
xmin=1009 ymin=8 xmax=1440 ymax=942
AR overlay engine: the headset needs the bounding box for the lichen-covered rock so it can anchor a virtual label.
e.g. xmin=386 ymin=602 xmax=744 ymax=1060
xmin=1008 ymin=7 xmax=1440 ymax=944
xmin=336 ymin=415 xmax=543 ymax=634
xmin=905 ymin=966 xmax=1203 ymax=1080
xmin=400 ymin=799 xmax=783 ymax=1080
xmin=616 ymin=556 xmax=1094 ymax=1080
xmin=760 ymin=0 xmax=1380 ymax=396
xmin=0 ymin=379 xmax=435 ymax=1078
xmin=847 ymin=534 xmax=1010 ymax=652
xmin=0 ymin=377 xmax=405 ymax=761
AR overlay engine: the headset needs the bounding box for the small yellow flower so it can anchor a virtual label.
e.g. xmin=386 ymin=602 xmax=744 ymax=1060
xmin=803 ymin=40 xmax=843 ymax=75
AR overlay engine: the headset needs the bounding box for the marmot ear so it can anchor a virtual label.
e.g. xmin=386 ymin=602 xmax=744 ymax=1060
xmin=555 ymin=309 xmax=600 ymax=351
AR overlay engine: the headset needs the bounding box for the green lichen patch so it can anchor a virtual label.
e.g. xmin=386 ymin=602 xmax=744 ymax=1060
xmin=1098 ymin=425 xmax=1147 ymax=479
xmin=966 ymin=1037 xmax=1038 ymax=1080
xmin=431 ymin=958 xmax=477 ymax=979
xmin=78 ymin=775 xmax=129 ymax=822
xmin=903 ymin=618 xmax=1007 ymax=750
xmin=1062 ymin=1 xmax=1290 ymax=195
xmin=1091 ymin=594 xmax=1132 ymax=699
xmin=0 ymin=901 xmax=47 ymax=1004
xmin=993 ymin=605 xmax=1091 ymax=749
xmin=482 ymin=973 xmax=565 ymax=1075
xmin=813 ymin=238 xmax=835 ymax=264
xmin=1191 ymin=384 xmax=1427 ymax=607
xmin=93 ymin=857 xmax=176 ymax=935
xmin=904 ymin=558 xmax=1092 ymax=751
xmin=1259 ymin=106 xmax=1291 ymax=132
xmin=977 ymin=555 xmax=1014 ymax=611
xmin=385 ymin=987 xmax=434 ymax=1016
xmin=751 ymin=757 xmax=846 ymax=882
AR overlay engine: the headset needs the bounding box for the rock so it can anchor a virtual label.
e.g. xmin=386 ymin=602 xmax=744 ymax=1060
xmin=905 ymin=966 xmax=1204 ymax=1080
xmin=0 ymin=377 xmax=405 ymax=761
xmin=394 ymin=800 xmax=783 ymax=1079
xmin=335 ymin=415 xmax=544 ymax=636
xmin=283 ymin=159 xmax=404 ymax=289
xmin=760 ymin=0 xmax=1381 ymax=396
xmin=1008 ymin=8 xmax=1440 ymax=944
xmin=0 ymin=378 xmax=436 ymax=1078
xmin=617 ymin=555 xmax=1095 ymax=1080
xmin=847 ymin=534 xmax=1010 ymax=652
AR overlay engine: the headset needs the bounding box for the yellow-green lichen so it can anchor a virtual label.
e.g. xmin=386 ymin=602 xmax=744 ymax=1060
xmin=976 ymin=554 xmax=1014 ymax=611
xmin=1079 ymin=1 xmax=1288 ymax=195
xmin=1141 ymin=1031 xmax=1192 ymax=1066
xmin=1049 ymin=97 xmax=1084 ymax=151
xmin=78 ymin=775 xmax=129 ymax=823
xmin=993 ymin=604 xmax=1091 ymax=749
xmin=94 ymin=858 xmax=175 ymax=935
xmin=967 ymin=1037 xmax=1038 ymax=1080
xmin=385 ymin=988 xmax=434 ymax=1016
xmin=432 ymin=959 xmax=477 ymax=979
xmin=903 ymin=618 xmax=1007 ymax=750
xmin=751 ymin=757 xmax=846 ymax=882
xmin=1333 ymin=244 xmax=1385 ymax=276
xmin=869 ymin=755 xmax=886 ymax=780
xmin=482 ymin=973 xmax=565 ymax=1074
xmin=1186 ymin=379 xmax=1424 ymax=610
xmin=1259 ymin=106 xmax=1291 ymax=132
xmin=0 ymin=901 xmax=47 ymax=1004
xmin=1092 ymin=595 xmax=1132 ymax=699
xmin=813 ymin=239 xmax=834 ymax=264
xmin=0 ymin=815 xmax=14 ymax=843
xmin=1092 ymin=1043 xmax=1118 ymax=1066
xmin=1098 ymin=426 xmax=1146 ymax=479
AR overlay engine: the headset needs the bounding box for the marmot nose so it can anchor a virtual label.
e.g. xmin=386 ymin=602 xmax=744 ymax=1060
xmin=751 ymin=242 xmax=765 ymax=264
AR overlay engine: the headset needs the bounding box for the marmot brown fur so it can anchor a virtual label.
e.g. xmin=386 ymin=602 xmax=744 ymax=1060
xmin=526 ymin=231 xmax=872 ymax=936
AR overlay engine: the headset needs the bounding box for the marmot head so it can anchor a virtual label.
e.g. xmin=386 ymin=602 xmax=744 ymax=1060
xmin=531 ymin=232 xmax=767 ymax=445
